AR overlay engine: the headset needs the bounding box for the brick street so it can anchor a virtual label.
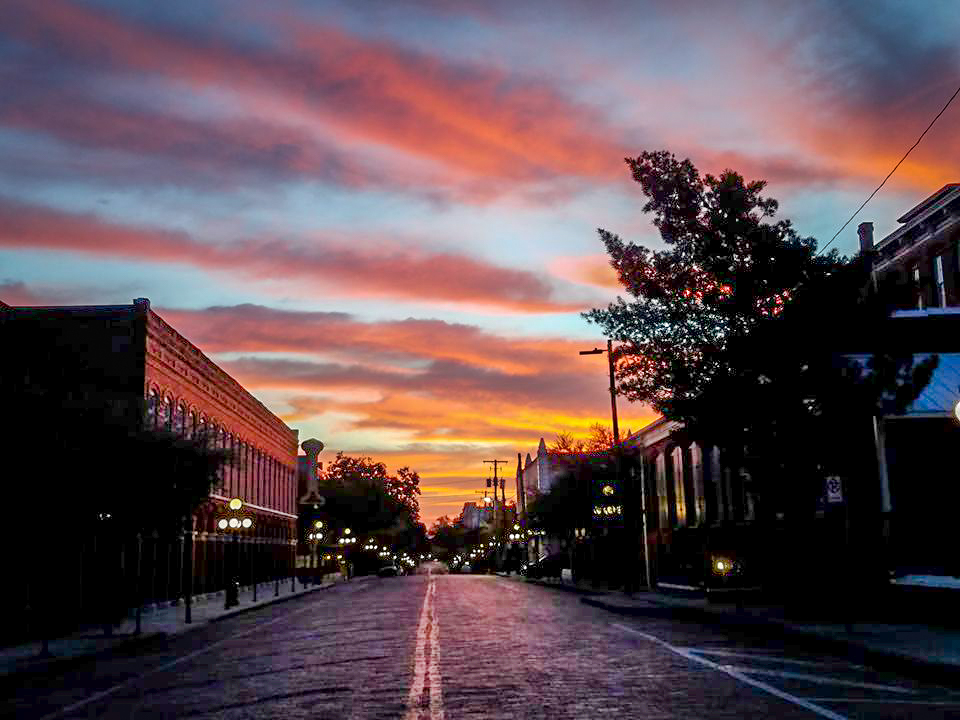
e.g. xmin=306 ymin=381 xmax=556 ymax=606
xmin=4 ymin=575 xmax=960 ymax=720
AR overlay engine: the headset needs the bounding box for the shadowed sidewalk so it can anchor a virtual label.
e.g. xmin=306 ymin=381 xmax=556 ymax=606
xmin=0 ymin=575 xmax=346 ymax=679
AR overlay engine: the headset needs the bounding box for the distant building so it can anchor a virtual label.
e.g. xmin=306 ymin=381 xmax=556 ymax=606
xmin=459 ymin=500 xmax=493 ymax=529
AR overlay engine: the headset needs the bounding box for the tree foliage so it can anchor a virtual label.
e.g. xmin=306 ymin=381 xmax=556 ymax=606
xmin=584 ymin=150 xmax=842 ymax=416
xmin=7 ymin=394 xmax=229 ymax=536
xmin=551 ymin=423 xmax=618 ymax=454
xmin=526 ymin=455 xmax=611 ymax=535
xmin=319 ymin=452 xmax=421 ymax=535
xmin=584 ymin=149 xmax=936 ymax=507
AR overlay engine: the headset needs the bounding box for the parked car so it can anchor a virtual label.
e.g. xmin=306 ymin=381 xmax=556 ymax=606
xmin=377 ymin=565 xmax=400 ymax=577
xmin=522 ymin=553 xmax=566 ymax=580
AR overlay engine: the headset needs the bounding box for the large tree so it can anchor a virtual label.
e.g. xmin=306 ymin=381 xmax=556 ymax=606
xmin=585 ymin=150 xmax=935 ymax=523
xmin=583 ymin=150 xmax=843 ymax=416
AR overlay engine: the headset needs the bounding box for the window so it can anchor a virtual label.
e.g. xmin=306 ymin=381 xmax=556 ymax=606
xmin=934 ymin=255 xmax=946 ymax=307
xmin=162 ymin=396 xmax=173 ymax=431
xmin=913 ymin=266 xmax=923 ymax=310
xmin=187 ymin=411 xmax=196 ymax=439
xmin=146 ymin=389 xmax=158 ymax=428
xmin=174 ymin=403 xmax=186 ymax=435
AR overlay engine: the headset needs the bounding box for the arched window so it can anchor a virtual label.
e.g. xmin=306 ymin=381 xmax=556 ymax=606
xmin=197 ymin=416 xmax=207 ymax=443
xmin=174 ymin=402 xmax=186 ymax=435
xmin=210 ymin=423 xmax=219 ymax=450
xmin=187 ymin=411 xmax=196 ymax=439
xmin=162 ymin=395 xmax=173 ymax=431
xmin=145 ymin=389 xmax=158 ymax=428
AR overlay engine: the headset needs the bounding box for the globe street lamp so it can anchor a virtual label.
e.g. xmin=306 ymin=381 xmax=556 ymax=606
xmin=216 ymin=499 xmax=254 ymax=609
xmin=307 ymin=521 xmax=324 ymax=585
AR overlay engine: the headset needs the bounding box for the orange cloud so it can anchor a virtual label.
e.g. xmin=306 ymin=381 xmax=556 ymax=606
xmin=3 ymin=0 xmax=629 ymax=194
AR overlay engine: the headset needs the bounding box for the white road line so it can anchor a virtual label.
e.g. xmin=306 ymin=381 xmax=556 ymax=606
xmin=405 ymin=577 xmax=444 ymax=720
xmin=428 ymin=580 xmax=444 ymax=720
xmin=39 ymin=597 xmax=326 ymax=720
xmin=613 ymin=623 xmax=849 ymax=720
xmin=805 ymin=698 xmax=960 ymax=706
xmin=716 ymin=666 xmax=918 ymax=694
xmin=405 ymin=580 xmax=431 ymax=720
xmin=684 ymin=648 xmax=866 ymax=670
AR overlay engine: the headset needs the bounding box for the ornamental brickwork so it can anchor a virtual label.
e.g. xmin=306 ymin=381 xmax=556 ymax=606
xmin=142 ymin=304 xmax=299 ymax=525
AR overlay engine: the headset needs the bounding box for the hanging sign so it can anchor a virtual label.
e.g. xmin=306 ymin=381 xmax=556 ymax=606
xmin=825 ymin=476 xmax=843 ymax=504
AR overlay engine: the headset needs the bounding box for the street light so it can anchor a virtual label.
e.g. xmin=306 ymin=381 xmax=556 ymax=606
xmin=579 ymin=339 xmax=619 ymax=445
xmin=307 ymin=528 xmax=325 ymax=585
xmin=216 ymin=498 xmax=254 ymax=609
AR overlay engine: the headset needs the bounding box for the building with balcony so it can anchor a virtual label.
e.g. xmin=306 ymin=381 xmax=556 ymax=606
xmin=866 ymin=183 xmax=960 ymax=310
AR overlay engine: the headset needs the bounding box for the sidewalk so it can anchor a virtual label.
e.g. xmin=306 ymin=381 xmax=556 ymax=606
xmin=507 ymin=574 xmax=960 ymax=683
xmin=581 ymin=587 xmax=960 ymax=685
xmin=0 ymin=576 xmax=344 ymax=679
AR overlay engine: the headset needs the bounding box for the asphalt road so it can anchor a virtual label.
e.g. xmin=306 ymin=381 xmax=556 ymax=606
xmin=4 ymin=574 xmax=960 ymax=719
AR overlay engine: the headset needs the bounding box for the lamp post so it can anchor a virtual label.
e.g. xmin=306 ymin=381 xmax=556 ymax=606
xmin=580 ymin=340 xmax=646 ymax=591
xmin=216 ymin=498 xmax=254 ymax=609
xmin=579 ymin=339 xmax=619 ymax=444
xmin=338 ymin=528 xmax=356 ymax=580
xmin=308 ymin=520 xmax=324 ymax=585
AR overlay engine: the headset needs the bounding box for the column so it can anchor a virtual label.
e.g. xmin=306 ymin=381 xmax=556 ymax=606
xmin=655 ymin=451 xmax=668 ymax=530
xmin=690 ymin=443 xmax=705 ymax=525
xmin=671 ymin=446 xmax=686 ymax=527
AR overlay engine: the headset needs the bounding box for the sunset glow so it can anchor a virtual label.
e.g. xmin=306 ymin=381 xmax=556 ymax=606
xmin=2 ymin=0 xmax=958 ymax=527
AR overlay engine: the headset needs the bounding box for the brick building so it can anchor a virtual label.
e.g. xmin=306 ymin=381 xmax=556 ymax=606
xmin=865 ymin=183 xmax=960 ymax=310
xmin=1 ymin=297 xmax=300 ymax=634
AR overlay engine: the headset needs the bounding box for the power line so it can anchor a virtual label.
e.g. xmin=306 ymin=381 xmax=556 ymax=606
xmin=818 ymin=81 xmax=960 ymax=256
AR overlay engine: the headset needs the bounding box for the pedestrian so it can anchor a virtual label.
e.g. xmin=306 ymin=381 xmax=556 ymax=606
xmin=348 ymin=562 xmax=354 ymax=581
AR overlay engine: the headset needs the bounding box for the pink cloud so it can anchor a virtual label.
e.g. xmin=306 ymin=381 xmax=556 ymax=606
xmin=0 ymin=198 xmax=584 ymax=312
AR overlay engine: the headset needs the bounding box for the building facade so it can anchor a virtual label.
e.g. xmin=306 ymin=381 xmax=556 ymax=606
xmin=866 ymin=183 xmax=960 ymax=310
xmin=140 ymin=299 xmax=300 ymax=602
xmin=1 ymin=297 xmax=300 ymax=639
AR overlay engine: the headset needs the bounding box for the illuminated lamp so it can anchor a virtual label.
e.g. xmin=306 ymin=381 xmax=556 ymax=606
xmin=314 ymin=521 xmax=323 ymax=529
xmin=228 ymin=518 xmax=240 ymax=528
xmin=229 ymin=498 xmax=242 ymax=511
xmin=218 ymin=519 xmax=228 ymax=530
xmin=602 ymin=485 xmax=614 ymax=496
xmin=241 ymin=517 xmax=252 ymax=529
xmin=344 ymin=528 xmax=352 ymax=535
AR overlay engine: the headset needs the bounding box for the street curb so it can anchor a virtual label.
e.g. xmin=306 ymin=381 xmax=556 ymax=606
xmin=583 ymin=597 xmax=960 ymax=689
xmin=0 ymin=581 xmax=344 ymax=681
xmin=523 ymin=578 xmax=608 ymax=596
xmin=206 ymin=581 xmax=334 ymax=625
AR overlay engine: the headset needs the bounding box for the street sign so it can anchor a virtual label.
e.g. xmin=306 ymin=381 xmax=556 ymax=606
xmin=825 ymin=476 xmax=843 ymax=504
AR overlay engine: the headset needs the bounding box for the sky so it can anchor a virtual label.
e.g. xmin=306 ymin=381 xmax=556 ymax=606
xmin=2 ymin=0 xmax=958 ymax=528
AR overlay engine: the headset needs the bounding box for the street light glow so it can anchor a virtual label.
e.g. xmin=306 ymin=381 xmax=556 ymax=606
xmin=241 ymin=517 xmax=252 ymax=529
xmin=229 ymin=498 xmax=243 ymax=510
xmin=218 ymin=519 xmax=228 ymax=530
xmin=228 ymin=518 xmax=240 ymax=528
